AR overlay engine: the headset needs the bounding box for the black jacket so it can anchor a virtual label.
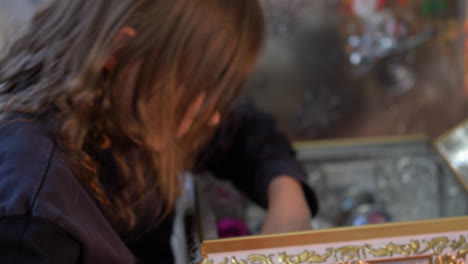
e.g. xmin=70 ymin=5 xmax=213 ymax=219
xmin=0 ymin=104 xmax=318 ymax=263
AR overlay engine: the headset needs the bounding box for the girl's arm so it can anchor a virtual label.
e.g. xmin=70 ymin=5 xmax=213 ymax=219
xmin=196 ymin=104 xmax=319 ymax=233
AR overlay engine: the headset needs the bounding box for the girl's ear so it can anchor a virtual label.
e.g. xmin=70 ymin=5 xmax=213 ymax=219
xmin=104 ymin=26 xmax=137 ymax=72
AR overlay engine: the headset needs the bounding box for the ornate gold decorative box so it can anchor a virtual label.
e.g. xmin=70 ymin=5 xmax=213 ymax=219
xmin=200 ymin=217 xmax=467 ymax=264
xmin=191 ymin=127 xmax=468 ymax=264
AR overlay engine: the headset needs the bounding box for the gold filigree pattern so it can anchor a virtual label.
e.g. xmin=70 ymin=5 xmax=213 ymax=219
xmin=422 ymin=237 xmax=450 ymax=255
xmin=231 ymin=257 xmax=247 ymax=264
xmin=450 ymin=236 xmax=466 ymax=251
xmin=450 ymin=236 xmax=468 ymax=260
xmin=201 ymin=235 xmax=468 ymax=264
xmin=248 ymin=254 xmax=275 ymax=264
xmin=278 ymin=250 xmax=309 ymax=264
xmin=308 ymin=248 xmax=334 ymax=263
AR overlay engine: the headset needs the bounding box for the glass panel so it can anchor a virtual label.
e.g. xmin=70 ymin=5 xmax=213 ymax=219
xmin=196 ymin=138 xmax=468 ymax=240
xmin=437 ymin=120 xmax=468 ymax=191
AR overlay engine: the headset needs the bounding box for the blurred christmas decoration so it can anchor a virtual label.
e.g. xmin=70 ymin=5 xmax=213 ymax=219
xmin=247 ymin=0 xmax=465 ymax=140
xmin=259 ymin=0 xmax=308 ymax=35
xmin=259 ymin=0 xmax=342 ymax=36
xmin=420 ymin=0 xmax=449 ymax=17
xmin=345 ymin=0 xmax=464 ymax=92
xmin=340 ymin=0 xmax=442 ymax=93
xmin=339 ymin=188 xmax=392 ymax=226
xmin=216 ymin=218 xmax=250 ymax=238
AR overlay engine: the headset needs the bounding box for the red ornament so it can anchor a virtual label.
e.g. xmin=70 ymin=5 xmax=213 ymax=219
xmin=376 ymin=0 xmax=387 ymax=10
xmin=397 ymin=0 xmax=409 ymax=8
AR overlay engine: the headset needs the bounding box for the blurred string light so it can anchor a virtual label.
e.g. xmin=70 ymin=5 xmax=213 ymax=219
xmin=259 ymin=0 xmax=308 ymax=35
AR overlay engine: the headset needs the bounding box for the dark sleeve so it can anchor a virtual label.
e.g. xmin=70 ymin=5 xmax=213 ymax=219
xmin=196 ymin=104 xmax=319 ymax=216
xmin=0 ymin=216 xmax=81 ymax=264
xmin=126 ymin=216 xmax=175 ymax=264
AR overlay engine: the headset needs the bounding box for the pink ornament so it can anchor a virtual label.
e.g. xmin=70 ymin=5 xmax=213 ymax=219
xmin=217 ymin=218 xmax=250 ymax=238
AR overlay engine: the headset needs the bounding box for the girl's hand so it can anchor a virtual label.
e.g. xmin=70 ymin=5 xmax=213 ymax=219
xmin=261 ymin=176 xmax=313 ymax=234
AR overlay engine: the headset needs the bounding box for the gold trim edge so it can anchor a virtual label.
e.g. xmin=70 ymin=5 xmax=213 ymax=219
xmin=201 ymin=235 xmax=468 ymax=264
xmin=202 ymin=216 xmax=468 ymax=254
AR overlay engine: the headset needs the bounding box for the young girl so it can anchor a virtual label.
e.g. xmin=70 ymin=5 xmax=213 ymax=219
xmin=0 ymin=0 xmax=318 ymax=263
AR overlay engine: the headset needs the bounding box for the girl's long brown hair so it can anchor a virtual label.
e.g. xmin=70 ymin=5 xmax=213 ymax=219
xmin=0 ymin=0 xmax=264 ymax=231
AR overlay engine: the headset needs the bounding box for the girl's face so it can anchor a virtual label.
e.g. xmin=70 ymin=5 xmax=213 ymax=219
xmin=175 ymin=92 xmax=221 ymax=138
xmin=142 ymin=89 xmax=220 ymax=150
xmin=109 ymin=27 xmax=221 ymax=150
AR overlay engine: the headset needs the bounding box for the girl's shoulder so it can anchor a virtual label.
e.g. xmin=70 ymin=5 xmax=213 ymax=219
xmin=0 ymin=117 xmax=56 ymax=219
xmin=0 ymin=116 xmax=94 ymax=221
xmin=0 ymin=117 xmax=136 ymax=263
